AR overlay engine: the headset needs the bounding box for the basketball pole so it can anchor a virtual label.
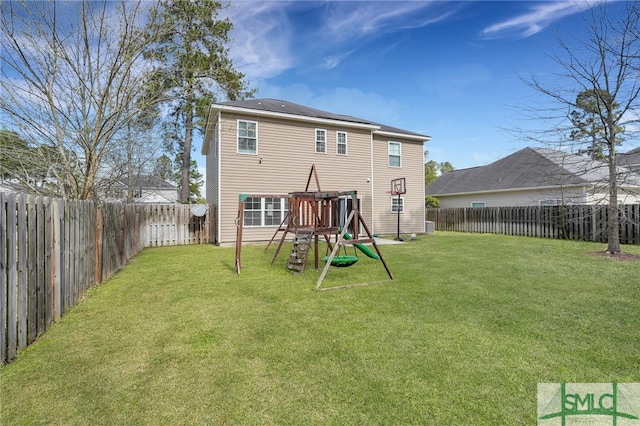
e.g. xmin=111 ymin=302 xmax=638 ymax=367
xmin=396 ymin=191 xmax=401 ymax=240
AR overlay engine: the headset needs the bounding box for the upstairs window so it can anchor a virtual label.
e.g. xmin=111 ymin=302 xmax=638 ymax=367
xmin=315 ymin=129 xmax=326 ymax=153
xmin=388 ymin=142 xmax=401 ymax=167
xmin=336 ymin=131 xmax=347 ymax=155
xmin=238 ymin=120 xmax=257 ymax=154
xmin=471 ymin=202 xmax=486 ymax=208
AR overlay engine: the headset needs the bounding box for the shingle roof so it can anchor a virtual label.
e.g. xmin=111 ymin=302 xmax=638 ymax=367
xmin=425 ymin=147 xmax=640 ymax=196
xmin=214 ymin=98 xmax=430 ymax=140
xmin=118 ymin=175 xmax=176 ymax=189
xmin=618 ymin=147 xmax=640 ymax=168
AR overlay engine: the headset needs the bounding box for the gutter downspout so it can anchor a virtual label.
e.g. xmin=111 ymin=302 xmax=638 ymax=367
xmin=370 ymin=130 xmax=375 ymax=235
xmin=422 ymin=142 xmax=427 ymax=233
xmin=216 ymin=111 xmax=222 ymax=245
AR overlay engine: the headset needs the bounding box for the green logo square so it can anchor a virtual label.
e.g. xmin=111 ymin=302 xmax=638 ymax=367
xmin=538 ymin=383 xmax=640 ymax=425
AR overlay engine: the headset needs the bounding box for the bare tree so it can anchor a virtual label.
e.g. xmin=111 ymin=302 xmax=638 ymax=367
xmin=0 ymin=0 xmax=164 ymax=199
xmin=523 ymin=2 xmax=640 ymax=253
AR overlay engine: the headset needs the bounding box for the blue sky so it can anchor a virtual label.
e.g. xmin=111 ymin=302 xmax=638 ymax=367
xmin=194 ymin=0 xmax=633 ymax=178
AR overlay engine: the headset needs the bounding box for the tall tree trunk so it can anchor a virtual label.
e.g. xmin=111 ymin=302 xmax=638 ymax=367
xmin=126 ymin=131 xmax=134 ymax=203
xmin=606 ymin=141 xmax=620 ymax=253
xmin=181 ymin=106 xmax=193 ymax=203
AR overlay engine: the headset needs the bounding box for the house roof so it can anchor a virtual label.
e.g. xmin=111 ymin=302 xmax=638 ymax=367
xmin=426 ymin=147 xmax=640 ymax=196
xmin=618 ymin=147 xmax=640 ymax=168
xmin=1 ymin=180 xmax=34 ymax=195
xmin=117 ymin=174 xmax=177 ymax=189
xmin=209 ymin=98 xmax=430 ymax=141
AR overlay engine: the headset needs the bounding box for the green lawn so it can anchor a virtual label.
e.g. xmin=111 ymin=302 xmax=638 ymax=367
xmin=1 ymin=233 xmax=639 ymax=425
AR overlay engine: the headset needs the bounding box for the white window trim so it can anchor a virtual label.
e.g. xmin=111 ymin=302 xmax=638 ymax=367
xmin=237 ymin=119 xmax=258 ymax=155
xmin=336 ymin=131 xmax=348 ymax=156
xmin=315 ymin=128 xmax=327 ymax=154
xmin=391 ymin=196 xmax=404 ymax=213
xmin=243 ymin=197 xmax=289 ymax=227
xmin=388 ymin=141 xmax=401 ymax=168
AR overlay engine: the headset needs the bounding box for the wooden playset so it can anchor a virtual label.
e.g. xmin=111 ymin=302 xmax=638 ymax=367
xmin=234 ymin=165 xmax=393 ymax=290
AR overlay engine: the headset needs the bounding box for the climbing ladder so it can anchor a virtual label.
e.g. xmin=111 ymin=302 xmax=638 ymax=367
xmin=287 ymin=233 xmax=311 ymax=272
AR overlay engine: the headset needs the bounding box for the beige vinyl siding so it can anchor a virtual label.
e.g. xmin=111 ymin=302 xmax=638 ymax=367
xmin=372 ymin=134 xmax=425 ymax=236
xmin=217 ymin=113 xmax=374 ymax=244
xmin=204 ymin=115 xmax=220 ymax=204
xmin=205 ymin=142 xmax=219 ymax=204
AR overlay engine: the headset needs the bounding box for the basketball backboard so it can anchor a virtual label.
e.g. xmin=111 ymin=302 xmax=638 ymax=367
xmin=390 ymin=177 xmax=406 ymax=195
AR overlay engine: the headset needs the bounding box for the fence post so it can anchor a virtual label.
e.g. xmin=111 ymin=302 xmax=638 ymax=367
xmin=1 ymin=193 xmax=8 ymax=363
xmin=119 ymin=205 xmax=125 ymax=265
xmin=27 ymin=196 xmax=37 ymax=345
xmin=16 ymin=196 xmax=27 ymax=352
xmin=95 ymin=204 xmax=103 ymax=285
xmin=51 ymin=199 xmax=61 ymax=322
xmin=6 ymin=194 xmax=17 ymax=362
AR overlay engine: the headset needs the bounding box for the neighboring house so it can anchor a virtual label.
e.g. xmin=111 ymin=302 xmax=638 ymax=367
xmin=618 ymin=147 xmax=640 ymax=172
xmin=425 ymin=147 xmax=640 ymax=208
xmin=0 ymin=180 xmax=29 ymax=195
xmin=106 ymin=175 xmax=178 ymax=203
xmin=202 ymin=98 xmax=430 ymax=245
xmin=0 ymin=179 xmax=48 ymax=196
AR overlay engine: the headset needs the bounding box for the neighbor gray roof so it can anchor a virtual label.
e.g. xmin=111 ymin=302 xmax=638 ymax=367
xmin=0 ymin=180 xmax=43 ymax=195
xmin=213 ymin=98 xmax=430 ymax=140
xmin=118 ymin=175 xmax=176 ymax=189
xmin=618 ymin=147 xmax=640 ymax=169
xmin=426 ymin=147 xmax=640 ymax=196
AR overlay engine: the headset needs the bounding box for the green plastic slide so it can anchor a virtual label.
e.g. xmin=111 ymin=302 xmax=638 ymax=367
xmin=342 ymin=231 xmax=380 ymax=260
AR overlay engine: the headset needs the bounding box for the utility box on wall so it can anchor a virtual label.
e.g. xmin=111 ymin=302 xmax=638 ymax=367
xmin=424 ymin=221 xmax=435 ymax=234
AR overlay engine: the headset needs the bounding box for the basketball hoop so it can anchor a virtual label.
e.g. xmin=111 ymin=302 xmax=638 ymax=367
xmin=390 ymin=177 xmax=406 ymax=195
xmin=389 ymin=177 xmax=406 ymax=241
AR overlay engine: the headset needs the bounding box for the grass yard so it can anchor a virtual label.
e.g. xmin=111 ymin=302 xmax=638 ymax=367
xmin=1 ymin=232 xmax=639 ymax=425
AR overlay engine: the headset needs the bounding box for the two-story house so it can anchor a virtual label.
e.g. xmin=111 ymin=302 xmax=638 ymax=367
xmin=202 ymin=98 xmax=430 ymax=245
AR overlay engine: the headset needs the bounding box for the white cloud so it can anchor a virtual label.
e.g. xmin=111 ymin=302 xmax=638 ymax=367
xmin=323 ymin=1 xmax=457 ymax=42
xmin=223 ymin=2 xmax=296 ymax=80
xmin=322 ymin=49 xmax=355 ymax=70
xmin=481 ymin=0 xmax=605 ymax=39
xmin=223 ymin=1 xmax=462 ymax=81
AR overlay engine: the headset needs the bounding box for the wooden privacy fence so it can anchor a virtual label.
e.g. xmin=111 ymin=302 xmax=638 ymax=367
xmin=1 ymin=194 xmax=211 ymax=364
xmin=426 ymin=204 xmax=640 ymax=244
